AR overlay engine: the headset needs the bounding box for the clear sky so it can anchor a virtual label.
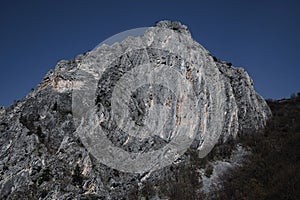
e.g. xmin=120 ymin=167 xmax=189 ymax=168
xmin=0 ymin=0 xmax=299 ymax=107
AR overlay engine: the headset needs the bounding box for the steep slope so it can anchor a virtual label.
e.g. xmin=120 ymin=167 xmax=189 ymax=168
xmin=0 ymin=21 xmax=271 ymax=199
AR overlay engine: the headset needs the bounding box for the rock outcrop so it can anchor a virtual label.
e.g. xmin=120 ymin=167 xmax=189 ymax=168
xmin=0 ymin=21 xmax=271 ymax=199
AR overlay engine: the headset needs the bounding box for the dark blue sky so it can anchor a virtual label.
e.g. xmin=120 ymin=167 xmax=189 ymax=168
xmin=0 ymin=0 xmax=299 ymax=107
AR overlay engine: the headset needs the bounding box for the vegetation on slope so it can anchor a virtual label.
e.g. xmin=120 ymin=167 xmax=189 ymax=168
xmin=212 ymin=93 xmax=300 ymax=199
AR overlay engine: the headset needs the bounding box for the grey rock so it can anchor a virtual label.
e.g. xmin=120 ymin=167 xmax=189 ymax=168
xmin=0 ymin=21 xmax=271 ymax=199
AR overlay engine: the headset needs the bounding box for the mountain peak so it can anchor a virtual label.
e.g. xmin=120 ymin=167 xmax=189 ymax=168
xmin=0 ymin=21 xmax=271 ymax=199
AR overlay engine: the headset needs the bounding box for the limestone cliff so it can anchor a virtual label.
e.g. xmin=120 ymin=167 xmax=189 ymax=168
xmin=0 ymin=21 xmax=271 ymax=199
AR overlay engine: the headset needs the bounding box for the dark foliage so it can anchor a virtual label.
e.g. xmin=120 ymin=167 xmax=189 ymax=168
xmin=72 ymin=164 xmax=83 ymax=186
xmin=213 ymin=95 xmax=300 ymax=200
xmin=37 ymin=168 xmax=52 ymax=185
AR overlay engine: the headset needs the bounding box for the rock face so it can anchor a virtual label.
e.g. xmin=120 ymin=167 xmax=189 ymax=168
xmin=0 ymin=21 xmax=271 ymax=199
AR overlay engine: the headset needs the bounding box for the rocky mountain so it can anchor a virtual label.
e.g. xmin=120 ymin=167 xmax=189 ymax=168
xmin=0 ymin=21 xmax=271 ymax=199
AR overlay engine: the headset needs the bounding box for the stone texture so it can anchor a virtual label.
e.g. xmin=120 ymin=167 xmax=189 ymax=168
xmin=0 ymin=21 xmax=271 ymax=199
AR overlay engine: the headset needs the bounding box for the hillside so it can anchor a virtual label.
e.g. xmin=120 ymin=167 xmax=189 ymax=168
xmin=210 ymin=94 xmax=300 ymax=199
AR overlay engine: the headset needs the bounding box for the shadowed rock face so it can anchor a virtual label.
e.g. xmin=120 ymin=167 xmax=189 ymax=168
xmin=0 ymin=21 xmax=271 ymax=199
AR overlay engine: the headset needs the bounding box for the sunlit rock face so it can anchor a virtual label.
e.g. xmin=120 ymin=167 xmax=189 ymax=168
xmin=0 ymin=21 xmax=271 ymax=199
xmin=72 ymin=20 xmax=271 ymax=162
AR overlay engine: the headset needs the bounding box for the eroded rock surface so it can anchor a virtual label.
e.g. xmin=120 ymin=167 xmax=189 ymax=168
xmin=0 ymin=21 xmax=271 ymax=199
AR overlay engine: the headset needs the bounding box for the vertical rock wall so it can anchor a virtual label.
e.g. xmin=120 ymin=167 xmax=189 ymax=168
xmin=0 ymin=21 xmax=271 ymax=199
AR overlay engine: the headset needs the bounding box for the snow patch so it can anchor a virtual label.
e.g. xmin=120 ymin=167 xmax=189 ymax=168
xmin=200 ymin=144 xmax=250 ymax=193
